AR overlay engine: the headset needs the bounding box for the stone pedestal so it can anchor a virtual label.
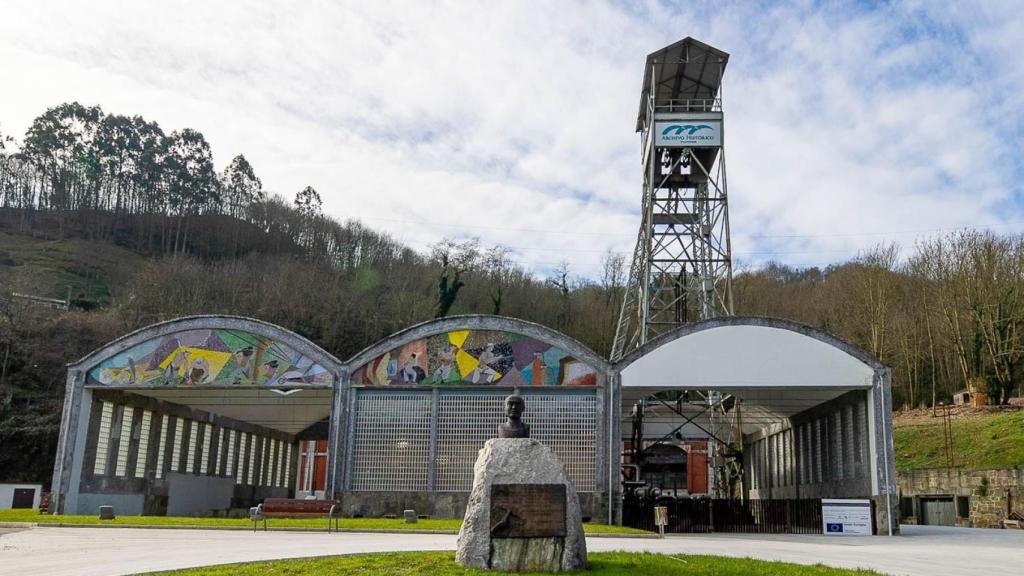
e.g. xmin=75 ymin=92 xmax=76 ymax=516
xmin=456 ymin=438 xmax=587 ymax=572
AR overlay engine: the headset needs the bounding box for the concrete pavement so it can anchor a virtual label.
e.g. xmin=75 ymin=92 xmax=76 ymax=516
xmin=0 ymin=524 xmax=1021 ymax=576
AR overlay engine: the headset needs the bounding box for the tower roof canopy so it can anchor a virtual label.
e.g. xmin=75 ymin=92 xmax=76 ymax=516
xmin=637 ymin=37 xmax=729 ymax=131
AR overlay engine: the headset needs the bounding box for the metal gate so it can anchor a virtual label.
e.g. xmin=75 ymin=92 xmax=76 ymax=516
xmin=623 ymin=489 xmax=823 ymax=534
xmin=921 ymin=497 xmax=955 ymax=526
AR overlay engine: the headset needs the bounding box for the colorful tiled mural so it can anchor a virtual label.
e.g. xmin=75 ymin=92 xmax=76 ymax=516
xmin=352 ymin=330 xmax=599 ymax=387
xmin=88 ymin=329 xmax=332 ymax=387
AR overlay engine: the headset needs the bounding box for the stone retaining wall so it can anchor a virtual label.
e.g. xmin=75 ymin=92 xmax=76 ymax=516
xmin=898 ymin=467 xmax=1023 ymax=528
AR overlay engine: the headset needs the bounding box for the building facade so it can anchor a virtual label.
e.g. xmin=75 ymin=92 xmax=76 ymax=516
xmin=51 ymin=314 xmax=898 ymax=532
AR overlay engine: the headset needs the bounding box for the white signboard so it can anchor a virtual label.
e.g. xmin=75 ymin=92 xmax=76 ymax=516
xmin=654 ymin=120 xmax=722 ymax=147
xmin=822 ymin=499 xmax=873 ymax=536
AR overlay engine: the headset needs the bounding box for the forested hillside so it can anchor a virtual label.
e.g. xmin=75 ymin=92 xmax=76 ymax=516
xmin=1 ymin=102 xmax=1022 ymax=482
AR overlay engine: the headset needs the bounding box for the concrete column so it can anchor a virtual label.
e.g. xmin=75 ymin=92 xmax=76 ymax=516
xmin=869 ymin=369 xmax=898 ymax=535
xmin=326 ymin=368 xmax=348 ymax=499
xmin=50 ymin=370 xmax=89 ymax=514
xmin=608 ymin=371 xmax=622 ymax=525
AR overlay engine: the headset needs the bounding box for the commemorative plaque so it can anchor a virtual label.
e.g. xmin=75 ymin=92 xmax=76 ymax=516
xmin=489 ymin=483 xmax=566 ymax=538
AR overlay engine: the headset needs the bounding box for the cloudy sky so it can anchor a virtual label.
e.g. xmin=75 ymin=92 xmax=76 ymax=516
xmin=2 ymin=1 xmax=1022 ymax=278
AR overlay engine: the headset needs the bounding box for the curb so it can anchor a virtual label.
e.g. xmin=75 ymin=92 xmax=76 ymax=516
xmin=0 ymin=521 xmax=655 ymax=538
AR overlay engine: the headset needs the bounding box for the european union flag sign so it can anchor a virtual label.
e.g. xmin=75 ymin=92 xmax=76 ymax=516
xmin=821 ymin=499 xmax=873 ymax=536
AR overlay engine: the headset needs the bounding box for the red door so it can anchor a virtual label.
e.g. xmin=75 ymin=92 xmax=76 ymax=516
xmin=298 ymin=440 xmax=329 ymax=493
xmin=687 ymin=441 xmax=708 ymax=494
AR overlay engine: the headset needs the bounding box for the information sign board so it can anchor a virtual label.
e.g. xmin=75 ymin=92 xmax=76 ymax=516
xmin=822 ymin=499 xmax=874 ymax=536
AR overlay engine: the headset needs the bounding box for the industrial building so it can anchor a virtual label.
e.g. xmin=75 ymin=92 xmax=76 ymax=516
xmin=50 ymin=37 xmax=897 ymax=534
xmin=50 ymin=313 xmax=897 ymax=533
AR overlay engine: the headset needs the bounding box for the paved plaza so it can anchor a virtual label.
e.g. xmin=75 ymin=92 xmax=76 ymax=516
xmin=0 ymin=525 xmax=1021 ymax=576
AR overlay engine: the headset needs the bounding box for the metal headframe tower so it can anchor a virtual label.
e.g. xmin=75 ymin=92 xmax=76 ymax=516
xmin=612 ymin=38 xmax=734 ymax=362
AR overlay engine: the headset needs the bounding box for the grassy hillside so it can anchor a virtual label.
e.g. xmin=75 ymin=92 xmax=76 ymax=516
xmin=0 ymin=231 xmax=144 ymax=306
xmin=894 ymin=409 xmax=1024 ymax=471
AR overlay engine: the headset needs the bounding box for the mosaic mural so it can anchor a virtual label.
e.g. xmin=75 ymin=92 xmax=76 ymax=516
xmin=352 ymin=330 xmax=599 ymax=387
xmin=88 ymin=329 xmax=332 ymax=387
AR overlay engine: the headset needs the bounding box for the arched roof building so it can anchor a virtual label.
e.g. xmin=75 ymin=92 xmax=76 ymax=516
xmin=51 ymin=314 xmax=896 ymax=533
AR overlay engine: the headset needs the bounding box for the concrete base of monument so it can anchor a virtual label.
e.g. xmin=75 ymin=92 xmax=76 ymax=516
xmin=490 ymin=537 xmax=566 ymax=572
xmin=456 ymin=438 xmax=587 ymax=572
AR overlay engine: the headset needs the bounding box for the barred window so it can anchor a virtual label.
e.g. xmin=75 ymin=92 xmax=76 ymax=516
xmin=154 ymin=415 xmax=169 ymax=479
xmin=351 ymin=393 xmax=432 ymax=491
xmin=225 ymin=430 xmax=236 ymax=478
xmin=93 ymin=401 xmax=114 ymax=475
xmin=351 ymin=390 xmax=597 ymax=492
xmin=247 ymin=434 xmax=257 ymax=485
xmin=185 ymin=421 xmax=197 ymax=474
xmin=282 ymin=443 xmax=292 ymax=488
xmin=170 ymin=418 xmax=184 ymax=472
xmin=199 ymin=424 xmax=212 ymax=475
xmin=134 ymin=410 xmax=152 ymax=479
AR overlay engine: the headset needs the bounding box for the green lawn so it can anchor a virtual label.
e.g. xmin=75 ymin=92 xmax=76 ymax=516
xmin=0 ymin=509 xmax=649 ymax=535
xmin=135 ymin=551 xmax=883 ymax=575
xmin=894 ymin=411 xmax=1024 ymax=470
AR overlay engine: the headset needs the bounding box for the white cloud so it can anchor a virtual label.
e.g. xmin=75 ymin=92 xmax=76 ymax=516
xmin=0 ymin=0 xmax=1021 ymax=277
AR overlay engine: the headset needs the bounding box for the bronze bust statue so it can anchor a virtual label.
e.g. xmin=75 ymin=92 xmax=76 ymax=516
xmin=497 ymin=394 xmax=530 ymax=438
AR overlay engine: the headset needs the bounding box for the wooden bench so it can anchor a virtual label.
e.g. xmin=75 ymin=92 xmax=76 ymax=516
xmin=251 ymin=498 xmax=341 ymax=532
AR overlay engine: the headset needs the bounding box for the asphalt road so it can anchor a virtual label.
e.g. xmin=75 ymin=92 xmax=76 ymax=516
xmin=0 ymin=524 xmax=1021 ymax=576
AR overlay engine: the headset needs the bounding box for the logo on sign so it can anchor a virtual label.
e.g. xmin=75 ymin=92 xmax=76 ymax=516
xmin=657 ymin=123 xmax=718 ymax=145
xmin=661 ymin=124 xmax=712 ymax=136
xmin=826 ymin=523 xmax=844 ymax=533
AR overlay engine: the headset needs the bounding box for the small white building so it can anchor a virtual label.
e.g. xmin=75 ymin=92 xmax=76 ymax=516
xmin=0 ymin=483 xmax=43 ymax=509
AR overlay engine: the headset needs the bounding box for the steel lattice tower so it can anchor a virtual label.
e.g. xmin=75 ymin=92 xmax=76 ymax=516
xmin=612 ymin=38 xmax=734 ymax=362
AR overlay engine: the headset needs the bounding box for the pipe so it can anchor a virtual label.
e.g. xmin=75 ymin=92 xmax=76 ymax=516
xmin=608 ymin=374 xmax=615 ymax=525
xmin=882 ymin=373 xmax=894 ymax=536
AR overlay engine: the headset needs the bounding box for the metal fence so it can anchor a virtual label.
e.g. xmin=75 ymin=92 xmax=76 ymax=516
xmin=623 ymin=492 xmax=823 ymax=534
xmin=350 ymin=393 xmax=433 ymax=491
xmin=350 ymin=389 xmax=597 ymax=492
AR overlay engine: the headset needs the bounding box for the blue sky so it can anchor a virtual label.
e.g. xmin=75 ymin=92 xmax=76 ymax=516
xmin=1 ymin=0 xmax=1021 ymax=279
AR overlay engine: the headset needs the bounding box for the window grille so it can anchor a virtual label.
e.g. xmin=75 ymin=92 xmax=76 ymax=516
xmin=115 ymin=406 xmax=135 ymax=477
xmin=247 ymin=434 xmax=256 ymax=485
xmin=134 ymin=411 xmax=152 ymax=479
xmin=351 ymin=390 xmax=597 ymax=492
xmin=280 ymin=442 xmax=286 ymax=487
xmin=155 ymin=415 xmax=168 ymax=479
xmin=788 ymin=429 xmax=795 ymax=486
xmin=185 ymin=422 xmax=197 ymax=474
xmin=170 ymin=418 xmax=184 ymax=472
xmin=351 ymin=393 xmax=433 ymax=491
xmin=262 ymin=438 xmax=271 ymax=486
xmin=226 ymin=430 xmax=236 ymax=478
xmin=516 ymin=393 xmax=596 ymax=492
xmin=238 ymin=432 xmax=249 ymax=484
xmin=93 ymin=401 xmax=114 ymax=475
xmin=813 ymin=419 xmax=823 ymax=483
xmin=200 ymin=424 xmax=212 ymax=475
xmin=271 ymin=440 xmax=280 ymax=487
xmin=834 ymin=410 xmax=844 ymax=480
xmin=279 ymin=442 xmax=287 ymax=487
xmin=435 ymin=393 xmax=504 ymax=491
xmin=283 ymin=444 xmax=292 ymax=488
